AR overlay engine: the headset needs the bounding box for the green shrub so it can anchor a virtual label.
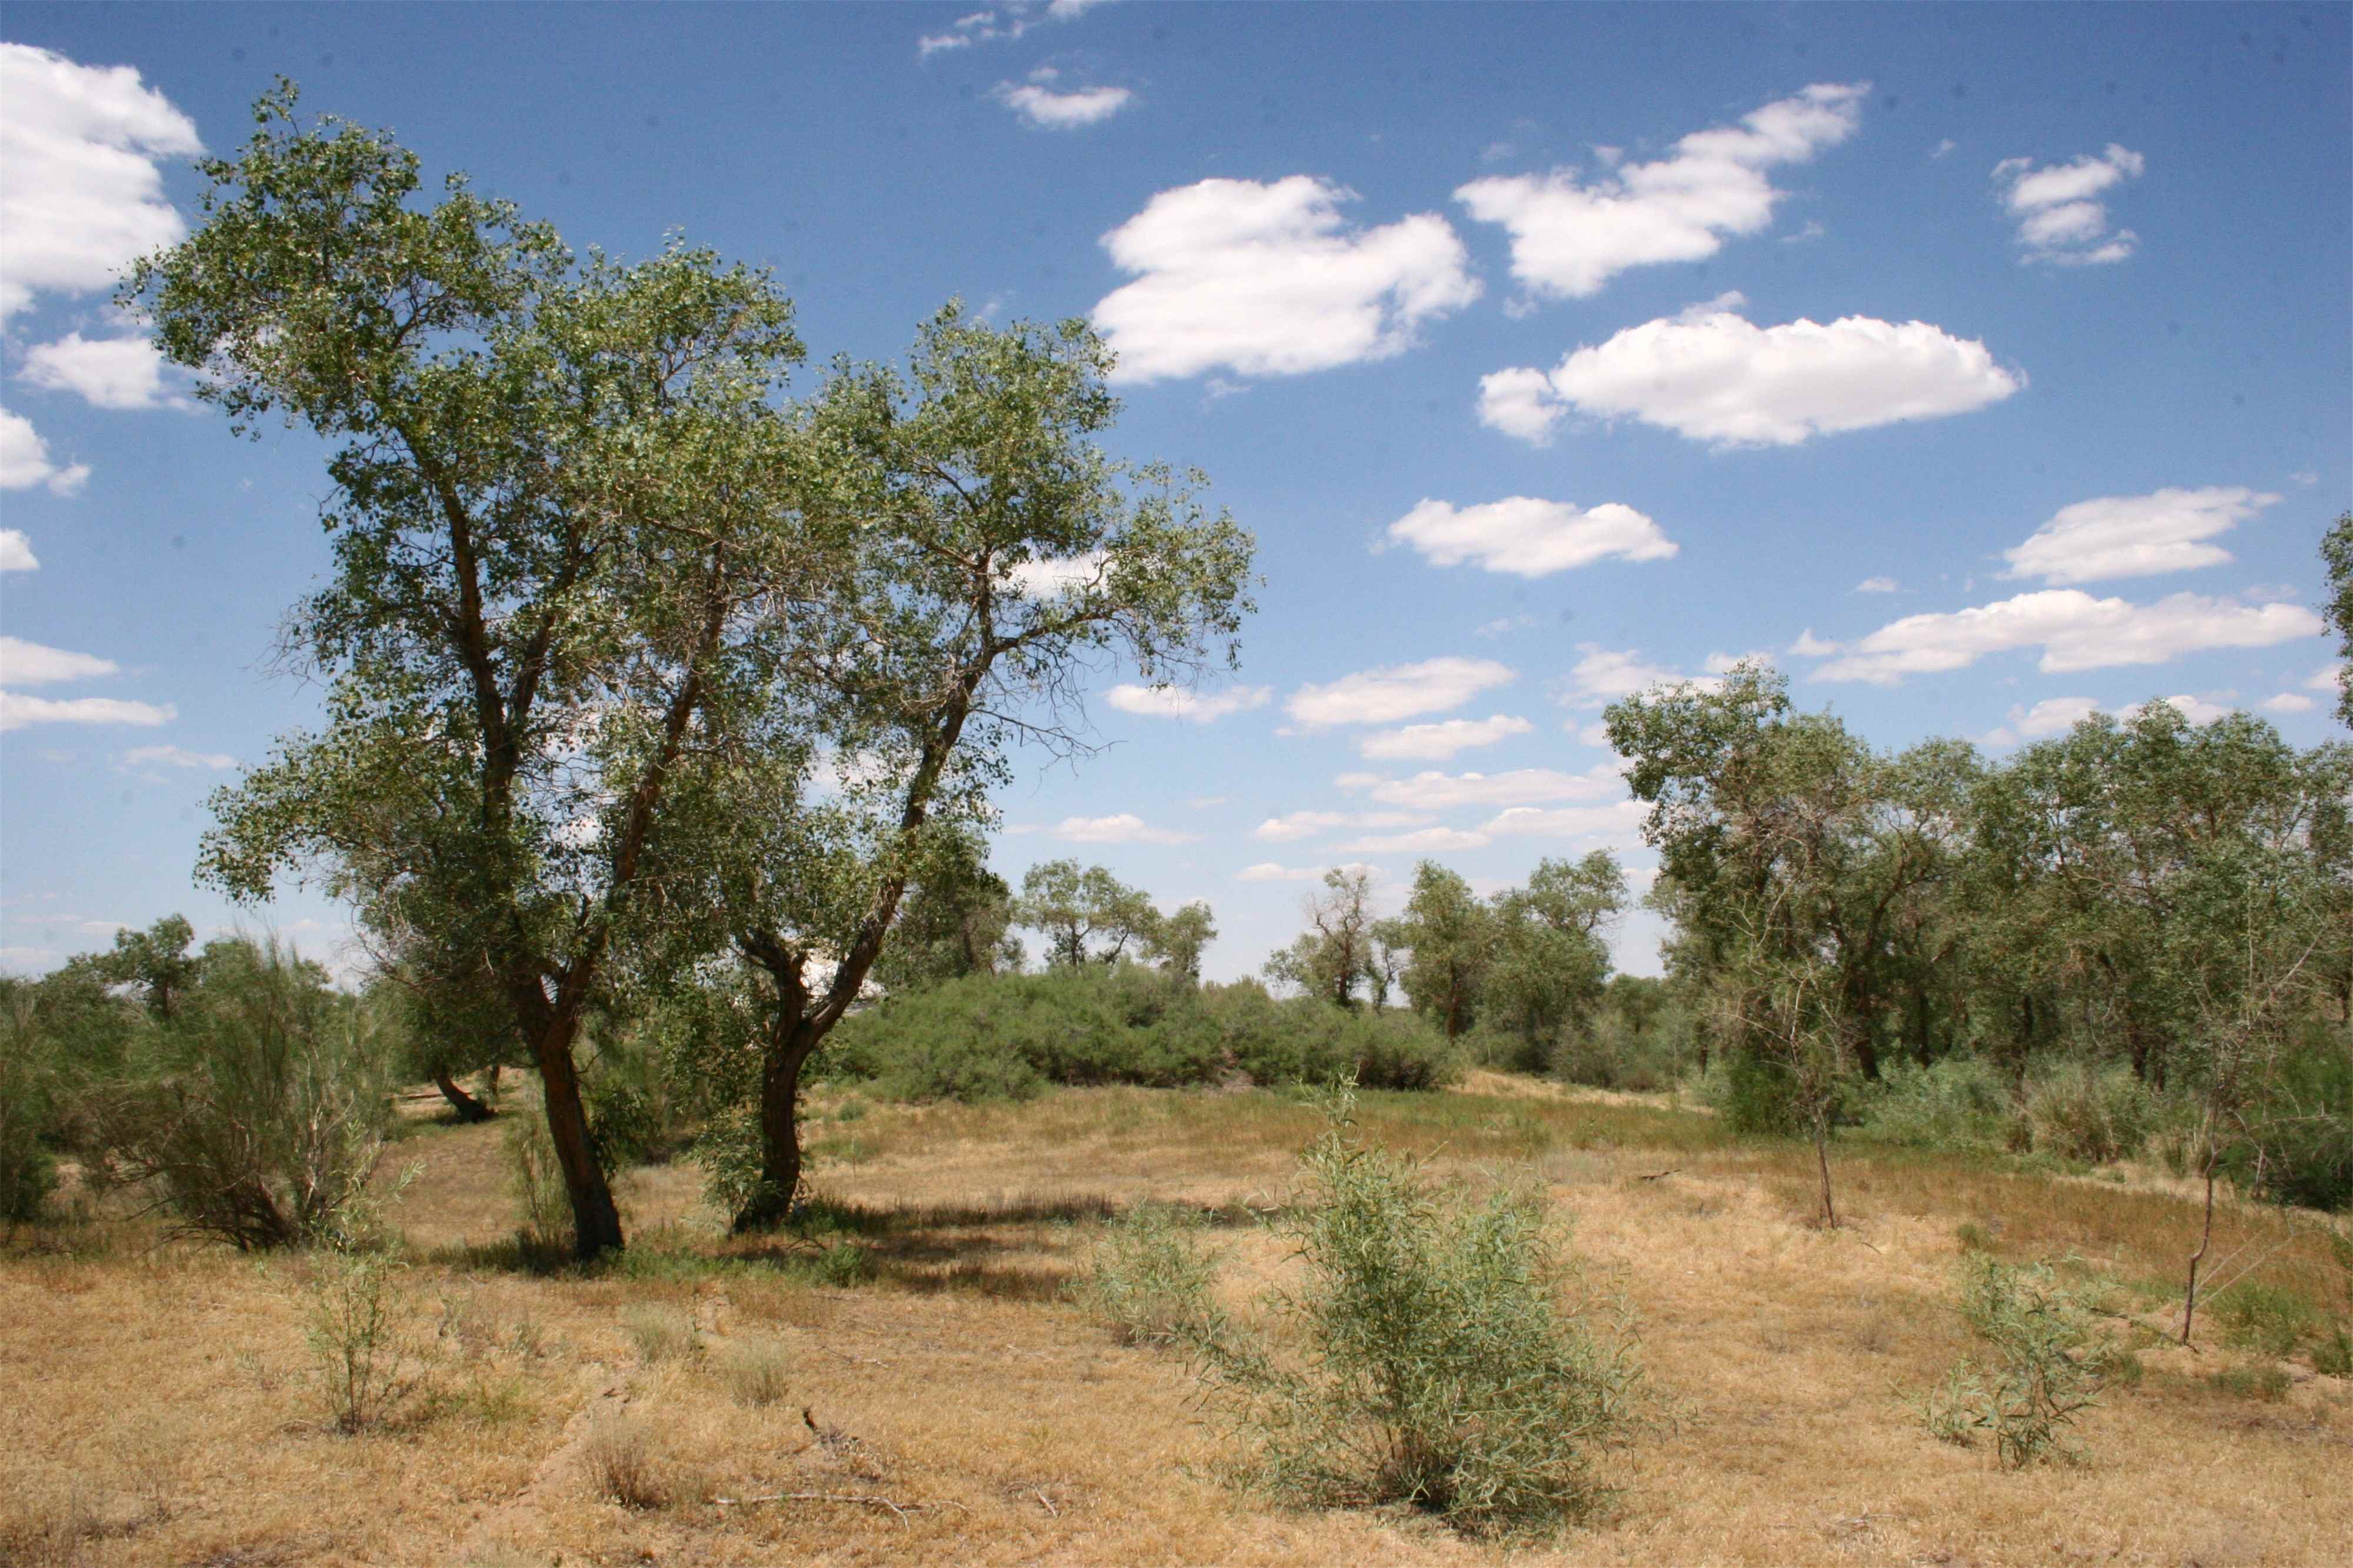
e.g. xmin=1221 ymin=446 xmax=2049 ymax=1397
xmin=504 ymin=1108 xmax=575 ymax=1260
xmin=1922 ymin=1256 xmax=2116 ymax=1468
xmin=1703 ymin=1045 xmax=1809 ymax=1136
xmin=1858 ymin=1058 xmax=2021 ymax=1152
xmin=2229 ymin=1035 xmax=2353 ymax=1212
xmin=1199 ymin=1103 xmax=1638 ymax=1537
xmin=82 ymin=939 xmax=391 ymax=1249
xmin=2208 ymin=1282 xmax=2319 ymax=1358
xmin=2311 ymin=1323 xmax=2352 ymax=1377
xmin=304 ymin=1243 xmax=418 ymax=1433
xmin=0 ymin=1000 xmax=60 ymax=1221
xmin=2023 ymin=1062 xmax=2155 ymax=1165
xmin=2205 ymin=1363 xmax=2292 ymax=1402
xmin=1076 ymin=1203 xmax=1225 ymax=1347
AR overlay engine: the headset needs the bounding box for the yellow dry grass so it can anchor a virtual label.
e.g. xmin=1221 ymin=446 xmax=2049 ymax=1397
xmin=4 ymin=1078 xmax=2347 ymax=1567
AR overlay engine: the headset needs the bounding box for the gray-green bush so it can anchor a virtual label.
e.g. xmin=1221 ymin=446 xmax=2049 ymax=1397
xmin=1857 ymin=1057 xmax=2022 ymax=1152
xmin=2023 ymin=1063 xmax=2156 ymax=1165
xmin=1076 ymin=1203 xmax=1225 ymax=1347
xmin=1198 ymin=1104 xmax=1637 ymax=1537
xmin=1924 ymin=1256 xmax=2117 ymax=1467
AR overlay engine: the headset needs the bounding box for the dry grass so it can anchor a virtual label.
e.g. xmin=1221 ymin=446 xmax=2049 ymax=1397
xmin=3 ymin=1077 xmax=2347 ymax=1566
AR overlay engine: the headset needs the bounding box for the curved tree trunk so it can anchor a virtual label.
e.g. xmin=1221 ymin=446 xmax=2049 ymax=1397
xmin=736 ymin=1021 xmax=819 ymax=1233
xmin=431 ymin=1068 xmax=496 ymax=1123
xmin=533 ymin=1012 xmax=624 ymax=1262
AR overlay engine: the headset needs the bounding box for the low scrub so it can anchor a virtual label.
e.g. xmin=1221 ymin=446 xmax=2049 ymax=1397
xmin=1857 ymin=1057 xmax=2023 ymax=1152
xmin=821 ymin=968 xmax=1457 ymax=1103
xmin=80 ymin=940 xmax=391 ymax=1249
xmin=1195 ymin=1100 xmax=1638 ymax=1538
xmin=1924 ymin=1256 xmax=2121 ymax=1467
xmin=2022 ymin=1063 xmax=2155 ymax=1165
xmin=1076 ymin=1203 xmax=1224 ymax=1347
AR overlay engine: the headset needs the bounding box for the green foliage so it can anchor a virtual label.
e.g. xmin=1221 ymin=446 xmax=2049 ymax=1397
xmin=0 ymin=992 xmax=62 ymax=1222
xmin=1699 ymin=1043 xmax=1815 ymax=1136
xmin=1076 ymin=1203 xmax=1225 ymax=1347
xmin=304 ymin=1243 xmax=418 ymax=1434
xmin=1857 ymin=1057 xmax=2022 ymax=1152
xmin=2322 ymin=511 xmax=2352 ymax=730
xmin=82 ymin=938 xmax=391 ymax=1250
xmin=2207 ymin=1282 xmax=2321 ymax=1358
xmin=2205 ymin=1363 xmax=2292 ymax=1402
xmin=1924 ymin=1256 xmax=2115 ymax=1467
xmin=1200 ymin=1106 xmax=1638 ymax=1538
xmin=2312 ymin=1323 xmax=2353 ymax=1377
xmin=503 ymin=1108 xmax=575 ymax=1262
xmin=2225 ymin=1032 xmax=2353 ymax=1212
xmin=819 ymin=966 xmax=1457 ymax=1103
xmin=2022 ymin=1063 xmax=2156 ymax=1164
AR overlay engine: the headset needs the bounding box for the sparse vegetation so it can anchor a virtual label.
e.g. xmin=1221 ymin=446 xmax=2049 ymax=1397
xmin=1924 ymin=1256 xmax=2117 ymax=1467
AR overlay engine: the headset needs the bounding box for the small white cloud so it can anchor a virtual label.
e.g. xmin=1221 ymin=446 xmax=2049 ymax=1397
xmin=918 ymin=0 xmax=1107 ymax=55
xmin=1481 ymin=799 xmax=1649 ymax=843
xmin=2009 ymin=695 xmax=2102 ymax=739
xmin=1237 ymin=860 xmax=1375 ymax=883
xmin=1931 ymin=138 xmax=1957 ymax=159
xmin=1994 ymin=144 xmax=2144 ymax=265
xmin=1815 ymin=590 xmax=2322 ymax=683
xmin=0 ymin=406 xmax=91 ymax=495
xmin=0 ymin=635 xmax=117 ymax=686
xmin=1094 ymin=176 xmax=1479 ymax=383
xmin=1104 ymin=683 xmax=1271 ymax=723
xmin=1788 ymin=629 xmax=1842 ymax=658
xmin=2134 ymin=693 xmax=2232 ymax=726
xmin=1571 ymin=719 xmax=1613 ymax=747
xmin=1455 ymin=83 xmax=1867 ymax=299
xmin=1482 ymin=302 xmax=2021 ymax=448
xmin=1561 ymin=643 xmax=1684 ymax=707
xmin=2308 ymin=662 xmax=2345 ymax=692
xmin=994 ymin=81 xmax=1133 ymax=129
xmin=1475 ymin=615 xmax=1538 ymax=639
xmin=999 ymin=549 xmax=1106 ymax=599
xmin=0 ymin=692 xmax=174 ymax=731
xmin=1255 ymin=809 xmax=1429 ymax=843
xmin=2262 ymin=692 xmax=2315 ymax=715
xmin=1855 ymin=575 xmax=1900 ymax=593
xmin=0 ymin=43 xmax=202 ymax=322
xmin=2001 ymin=486 xmax=2279 ymax=586
xmin=1333 ymin=825 xmax=1493 ymax=854
xmin=119 ymin=742 xmax=233 ymax=770
xmin=1358 ymin=713 xmax=1532 ymax=760
xmin=1381 ymin=496 xmax=1677 ymax=577
xmin=1340 ymin=764 xmax=1621 ymax=811
xmin=1053 ymin=812 xmax=1199 ymax=845
xmin=20 ymin=332 xmax=180 ymax=410
xmin=1287 ymin=656 xmax=1514 ymax=728
xmin=0 ymin=529 xmax=35 ymax=572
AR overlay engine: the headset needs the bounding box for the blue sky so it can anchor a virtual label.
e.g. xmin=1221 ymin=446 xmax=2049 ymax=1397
xmin=2 ymin=2 xmax=2347 ymax=983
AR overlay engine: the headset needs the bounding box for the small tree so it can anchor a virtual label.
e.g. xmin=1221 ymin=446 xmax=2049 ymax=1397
xmin=1389 ymin=862 xmax=1492 ymax=1041
xmin=1266 ymin=868 xmax=1379 ymax=1009
xmin=1144 ymin=900 xmax=1217 ymax=982
xmin=1016 ymin=859 xmax=1164 ymax=968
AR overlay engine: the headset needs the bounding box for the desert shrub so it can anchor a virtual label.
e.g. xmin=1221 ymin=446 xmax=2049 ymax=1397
xmin=1076 ymin=1203 xmax=1224 ymax=1347
xmin=2208 ymin=1282 xmax=2320 ymax=1358
xmin=1923 ymin=1256 xmax=2115 ymax=1467
xmin=305 ymin=1243 xmax=418 ymax=1433
xmin=1200 ymin=1104 xmax=1637 ymax=1537
xmin=2312 ymin=1323 xmax=2352 ymax=1377
xmin=81 ymin=939 xmax=391 ymax=1249
xmin=1701 ymin=1043 xmax=1809 ymax=1136
xmin=2022 ymin=1062 xmax=2154 ymax=1165
xmin=721 ymin=1337 xmax=792 ymax=1407
xmin=1857 ymin=1057 xmax=2021 ymax=1152
xmin=621 ymin=1304 xmax=700 ymax=1364
xmin=1221 ymin=993 xmax=1458 ymax=1091
xmin=2205 ymin=1363 xmax=2292 ymax=1402
xmin=0 ymin=1000 xmax=61 ymax=1222
xmin=582 ymin=1417 xmax=668 ymax=1508
xmin=2227 ymin=1035 xmax=2353 ymax=1212
xmin=504 ymin=1108 xmax=575 ymax=1260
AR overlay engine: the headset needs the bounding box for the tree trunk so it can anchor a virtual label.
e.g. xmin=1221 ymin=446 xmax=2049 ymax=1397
xmin=1814 ymin=1110 xmax=1838 ymax=1229
xmin=736 ymin=1019 xmax=819 ymax=1233
xmin=431 ymin=1068 xmax=496 ymax=1123
xmin=533 ymin=1015 xmax=624 ymax=1262
xmin=2181 ymin=1138 xmax=2220 ymax=1346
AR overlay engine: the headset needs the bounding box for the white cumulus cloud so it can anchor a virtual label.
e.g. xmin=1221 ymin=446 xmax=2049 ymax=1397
xmin=1481 ymin=299 xmax=2022 ymax=448
xmin=1382 ymin=496 xmax=1677 ymax=577
xmin=1561 ymin=644 xmax=1685 ymax=707
xmin=1855 ymin=575 xmax=1900 ymax=593
xmin=995 ymin=81 xmax=1132 ymax=129
xmin=1357 ymin=713 xmax=1531 ymax=760
xmin=1814 ymin=590 xmax=2322 ymax=683
xmin=2134 ymin=693 xmax=2231 ymax=726
xmin=2001 ymin=486 xmax=2279 ymax=585
xmin=1237 ymin=860 xmax=1375 ymax=883
xmin=0 ymin=529 xmax=36 ymax=571
xmin=0 ymin=406 xmax=91 ymax=495
xmin=1334 ymin=825 xmax=1494 ymax=854
xmin=1286 ymin=656 xmax=1514 ymax=728
xmin=1255 ymin=809 xmax=1429 ymax=843
xmin=2262 ymin=692 xmax=2315 ymax=715
xmin=20 ymin=331 xmax=179 ymax=409
xmin=0 ymin=43 xmax=201 ymax=321
xmin=999 ymin=549 xmax=1107 ymax=600
xmin=2308 ymin=662 xmax=2345 ymax=692
xmin=1104 ymin=683 xmax=1271 ymax=723
xmin=0 ymin=692 xmax=174 ymax=732
xmin=1340 ymin=765 xmax=1622 ymax=812
xmin=1052 ymin=812 xmax=1199 ymax=845
xmin=2012 ymin=695 xmax=2102 ymax=738
xmin=119 ymin=742 xmax=233 ymax=770
xmin=1994 ymin=144 xmax=2144 ymax=265
xmin=1094 ymin=176 xmax=1479 ymax=383
xmin=1455 ymin=82 xmax=1867 ymax=299
xmin=0 ymin=634 xmax=118 ymax=686
xmin=1481 ymin=799 xmax=1650 ymax=844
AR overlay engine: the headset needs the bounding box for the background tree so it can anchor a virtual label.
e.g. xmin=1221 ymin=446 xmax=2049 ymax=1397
xmin=1016 ymin=859 xmax=1164 ymax=969
xmin=1264 ymin=868 xmax=1379 ymax=1010
xmin=82 ymin=916 xmax=199 ymax=1022
xmin=2324 ymin=511 xmax=2352 ymax=729
xmin=670 ymin=309 xmax=1254 ymax=1229
xmin=1144 ymin=900 xmax=1217 ymax=982
xmin=1389 ymin=862 xmax=1494 ymax=1042
xmin=872 ymin=831 xmax=1022 ymax=994
xmin=1482 ymin=853 xmax=1624 ymax=1069
xmin=139 ymin=88 xmax=820 ymax=1260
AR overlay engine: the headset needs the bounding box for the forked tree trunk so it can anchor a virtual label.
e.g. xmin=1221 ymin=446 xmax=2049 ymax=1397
xmin=533 ymin=1012 xmax=625 ymax=1262
xmin=2181 ymin=1141 xmax=2221 ymax=1346
xmin=736 ymin=1015 xmax=822 ymax=1233
xmin=431 ymin=1068 xmax=496 ymax=1123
